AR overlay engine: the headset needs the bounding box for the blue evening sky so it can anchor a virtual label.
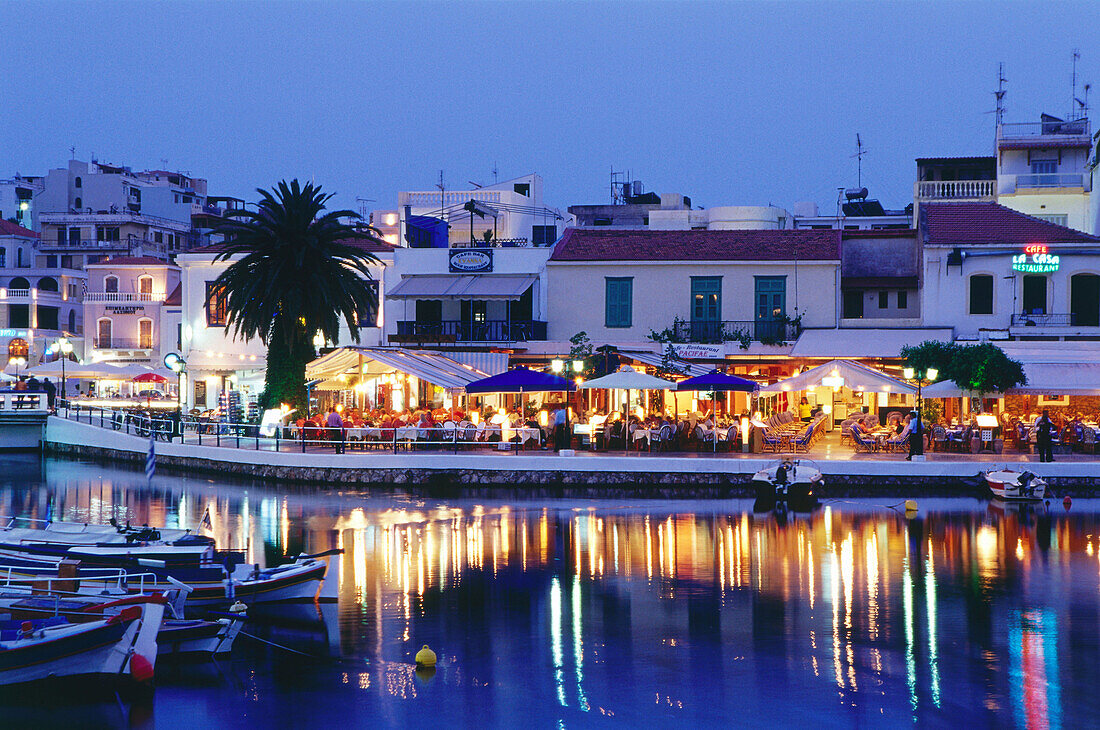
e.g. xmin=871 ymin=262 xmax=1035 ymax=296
xmin=3 ymin=1 xmax=1098 ymax=215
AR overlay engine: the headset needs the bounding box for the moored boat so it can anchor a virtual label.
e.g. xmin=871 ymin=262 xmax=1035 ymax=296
xmin=982 ymin=469 xmax=1047 ymax=502
xmin=751 ymin=459 xmax=823 ymax=507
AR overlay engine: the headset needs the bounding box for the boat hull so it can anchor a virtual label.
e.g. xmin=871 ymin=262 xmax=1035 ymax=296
xmin=984 ymin=470 xmax=1047 ymax=502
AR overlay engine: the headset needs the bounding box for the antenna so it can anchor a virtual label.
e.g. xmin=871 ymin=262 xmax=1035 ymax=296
xmin=850 ymin=133 xmax=867 ymax=188
xmin=69 ymin=146 xmax=76 ymax=160
xmin=435 ymin=170 xmax=445 ymax=220
xmin=161 ymin=158 xmax=169 ymax=170
xmin=356 ymin=197 xmax=376 ymax=220
xmin=492 ymin=162 xmax=499 ymax=184
xmin=994 ymin=62 xmax=1007 ymax=127
xmin=1071 ymin=48 xmax=1081 ymax=120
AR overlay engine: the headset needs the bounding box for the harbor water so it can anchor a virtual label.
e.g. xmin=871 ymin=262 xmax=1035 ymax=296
xmin=1 ymin=454 xmax=1097 ymax=728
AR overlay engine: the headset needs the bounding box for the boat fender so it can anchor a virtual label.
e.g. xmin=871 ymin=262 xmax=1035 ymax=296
xmin=415 ymin=644 xmax=437 ymax=667
xmin=130 ymin=651 xmax=155 ymax=683
xmin=229 ymin=600 xmax=248 ymax=614
xmin=1064 ymin=495 xmax=1073 ymax=510
xmin=904 ymin=500 xmax=918 ymax=513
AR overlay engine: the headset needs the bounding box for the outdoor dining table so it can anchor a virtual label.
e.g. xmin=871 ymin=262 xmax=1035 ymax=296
xmin=346 ymin=426 xmax=382 ymax=442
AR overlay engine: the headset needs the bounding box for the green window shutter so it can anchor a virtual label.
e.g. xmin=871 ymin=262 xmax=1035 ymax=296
xmin=605 ymin=277 xmax=633 ymax=328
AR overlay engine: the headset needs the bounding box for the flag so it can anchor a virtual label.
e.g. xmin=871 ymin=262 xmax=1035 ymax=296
xmin=145 ymin=428 xmax=156 ymax=485
xmin=200 ymin=506 xmax=212 ymax=531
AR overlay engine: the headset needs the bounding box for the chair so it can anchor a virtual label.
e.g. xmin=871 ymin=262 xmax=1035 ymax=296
xmin=792 ymin=422 xmax=815 ymax=452
xmin=931 ymin=425 xmax=947 ymax=452
xmin=762 ymin=428 xmax=782 ymax=452
xmin=851 ymin=425 xmax=876 ymax=453
xmin=1081 ymin=427 xmax=1097 ymax=455
xmin=656 ymin=423 xmax=675 ymax=452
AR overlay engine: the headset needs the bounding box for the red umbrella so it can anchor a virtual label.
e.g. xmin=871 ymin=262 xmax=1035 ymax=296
xmin=133 ymin=372 xmax=168 ymax=383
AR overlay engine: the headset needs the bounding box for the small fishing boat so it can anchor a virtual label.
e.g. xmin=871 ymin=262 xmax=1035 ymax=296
xmin=751 ymin=459 xmax=823 ymax=507
xmin=0 ymin=595 xmax=164 ymax=686
xmin=982 ymin=469 xmax=1047 ymax=502
xmin=0 ymin=516 xmax=211 ymax=547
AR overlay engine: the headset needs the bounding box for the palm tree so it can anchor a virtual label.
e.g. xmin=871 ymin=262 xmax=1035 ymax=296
xmin=213 ymin=179 xmax=382 ymax=414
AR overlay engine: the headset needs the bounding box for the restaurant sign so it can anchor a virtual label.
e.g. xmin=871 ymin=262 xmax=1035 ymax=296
xmin=449 ymin=249 xmax=493 ymax=273
xmin=0 ymin=329 xmax=28 ymax=338
xmin=1012 ymin=244 xmax=1060 ymax=274
xmin=106 ymin=305 xmax=145 ymax=314
xmin=671 ymin=343 xmax=725 ymax=360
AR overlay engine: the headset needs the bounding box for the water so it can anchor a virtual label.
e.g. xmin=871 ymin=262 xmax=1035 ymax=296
xmin=0 ymin=455 xmax=1097 ymax=728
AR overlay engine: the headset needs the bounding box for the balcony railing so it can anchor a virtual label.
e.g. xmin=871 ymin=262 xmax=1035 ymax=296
xmin=998 ymin=120 xmax=1090 ymax=138
xmin=1011 ymin=313 xmax=1081 ymax=327
xmin=1 ymin=289 xmax=30 ymax=299
xmin=84 ymin=292 xmax=166 ymax=303
xmin=672 ymin=319 xmax=798 ymax=344
xmin=915 ymin=180 xmax=996 ymax=200
xmin=393 ymin=319 xmax=547 ymax=343
xmin=93 ymin=338 xmax=154 ymax=350
xmin=449 ymin=238 xmax=532 ymax=249
xmin=1015 ymin=173 xmax=1086 ymax=189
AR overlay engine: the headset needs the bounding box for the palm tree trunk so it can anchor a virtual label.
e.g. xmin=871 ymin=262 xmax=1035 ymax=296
xmin=263 ymin=318 xmax=314 ymax=415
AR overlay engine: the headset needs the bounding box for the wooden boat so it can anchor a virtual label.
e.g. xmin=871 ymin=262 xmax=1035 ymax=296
xmin=982 ymin=469 xmax=1047 ymax=502
xmin=751 ymin=459 xmax=823 ymax=507
xmin=0 ymin=594 xmax=164 ymax=686
xmin=0 ymin=516 xmax=211 ymax=547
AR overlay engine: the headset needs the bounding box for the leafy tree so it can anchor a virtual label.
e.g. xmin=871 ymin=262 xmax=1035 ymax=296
xmin=951 ymin=343 xmax=1026 ymax=407
xmin=213 ymin=180 xmax=382 ymax=414
xmin=900 ymin=340 xmax=961 ymax=382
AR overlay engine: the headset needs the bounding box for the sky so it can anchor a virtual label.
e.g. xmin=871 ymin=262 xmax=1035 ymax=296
xmin=3 ymin=1 xmax=1099 ymax=217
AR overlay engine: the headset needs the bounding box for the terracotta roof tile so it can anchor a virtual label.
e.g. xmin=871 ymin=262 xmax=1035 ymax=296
xmin=0 ymin=220 xmax=39 ymax=238
xmin=922 ymin=202 xmax=1100 ymax=245
xmin=164 ymin=283 xmax=182 ymax=306
xmin=549 ymin=228 xmax=841 ymax=262
xmin=87 ymin=256 xmax=172 ymax=267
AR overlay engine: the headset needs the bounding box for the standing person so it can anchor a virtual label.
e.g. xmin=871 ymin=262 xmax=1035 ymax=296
xmin=326 ymin=406 xmax=345 ymax=454
xmin=553 ymin=404 xmax=568 ymax=452
xmin=799 ymin=396 xmax=812 ymax=423
xmin=1036 ymin=409 xmax=1055 ymax=463
xmin=906 ymin=409 xmax=923 ymax=461
xmin=42 ymin=377 xmax=57 ymax=410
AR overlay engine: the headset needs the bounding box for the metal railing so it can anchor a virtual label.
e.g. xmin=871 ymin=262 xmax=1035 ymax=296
xmin=450 ymin=237 xmax=532 ymax=248
xmin=1015 ymin=173 xmax=1087 ymax=189
xmin=671 ymin=319 xmax=798 ymax=343
xmin=915 ymin=180 xmax=996 ymax=200
xmin=84 ymin=292 xmax=166 ymax=303
xmin=1011 ymin=313 xmax=1078 ymax=327
xmin=394 ymin=319 xmax=548 ymax=342
xmin=998 ymin=120 xmax=1090 ymax=138
xmin=0 ymin=391 xmax=47 ymax=413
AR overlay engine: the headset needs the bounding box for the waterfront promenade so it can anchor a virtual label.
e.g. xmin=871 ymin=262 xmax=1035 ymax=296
xmin=43 ymin=416 xmax=1100 ymax=491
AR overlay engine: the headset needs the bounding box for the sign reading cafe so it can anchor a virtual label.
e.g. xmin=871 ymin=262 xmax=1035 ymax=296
xmin=1012 ymin=244 xmax=1060 ymax=274
xmin=449 ymin=249 xmax=493 ymax=273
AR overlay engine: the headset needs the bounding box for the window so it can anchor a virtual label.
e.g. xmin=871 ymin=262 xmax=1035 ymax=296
xmin=74 ymin=176 xmax=82 ymax=188
xmin=593 ymin=217 xmax=612 ymax=226
xmin=104 ymin=276 xmax=119 ymax=293
xmin=1030 ymin=160 xmax=1057 ymax=175
xmin=138 ymin=276 xmax=153 ymax=295
xmin=16 ymin=248 xmax=24 ymax=267
xmin=74 ymin=197 xmax=82 ymax=210
xmin=356 ymin=281 xmax=379 ymax=327
xmin=61 ymin=255 xmax=73 ymax=269
xmin=9 ymin=277 xmax=30 ymax=290
xmin=691 ymin=277 xmax=721 ymax=322
xmin=37 ymin=306 xmax=58 ymax=331
xmin=1035 ymin=214 xmax=1069 ymax=226
xmin=7 ymin=338 xmax=28 ymax=360
xmin=45 ymin=255 xmax=57 ymax=268
xmin=139 ymin=319 xmax=153 ymax=349
xmin=532 ymin=225 xmax=557 ymax=246
xmin=513 ymin=183 xmax=530 ymax=197
xmin=0 ymin=249 xmax=5 ymax=268
xmin=154 ymin=232 xmax=163 ymax=243
xmin=37 ymin=277 xmax=58 ymax=292
xmin=605 ymin=277 xmax=633 ymax=328
xmin=9 ymin=305 xmax=28 ymax=328
xmin=897 ymin=290 xmax=908 ymax=309
xmin=68 ymin=283 xmax=79 ymax=299
xmin=969 ymin=274 xmax=994 ymax=315
xmin=97 ymin=226 xmax=120 ymax=242
xmin=68 ymin=227 xmax=81 ymax=245
xmin=96 ymin=318 xmax=112 ymax=348
xmin=1022 ymin=275 xmax=1047 ymax=314
xmin=67 ymin=310 xmax=76 ymax=333
xmin=415 ymin=299 xmax=442 ymax=322
xmin=205 ymin=282 xmax=227 ymax=326
xmin=842 ymin=290 xmax=864 ymax=318
xmin=878 ymin=291 xmax=889 ymax=309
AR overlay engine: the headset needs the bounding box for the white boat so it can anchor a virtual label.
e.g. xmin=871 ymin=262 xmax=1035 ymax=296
xmin=0 ymin=594 xmax=164 ymax=686
xmin=0 ymin=516 xmax=208 ymax=547
xmin=751 ymin=459 xmax=823 ymax=505
xmin=983 ymin=469 xmax=1047 ymax=501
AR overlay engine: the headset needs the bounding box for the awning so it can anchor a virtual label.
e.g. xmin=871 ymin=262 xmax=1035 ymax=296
xmin=579 ymin=367 xmax=677 ymax=390
xmin=790 ymin=328 xmax=955 ymax=358
xmin=183 ymin=351 xmax=266 ymax=372
xmin=760 ymin=359 xmax=916 ymax=394
xmin=619 ymin=349 xmax=704 ymax=376
xmin=924 ymin=363 xmax=1100 ymax=398
xmin=305 ymin=347 xmax=492 ymax=393
xmin=386 ymin=274 xmax=537 ymax=300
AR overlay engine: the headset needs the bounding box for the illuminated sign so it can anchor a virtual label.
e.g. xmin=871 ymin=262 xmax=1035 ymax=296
xmin=1012 ymin=244 xmax=1059 ymax=273
xmin=449 ymin=249 xmax=493 ymax=273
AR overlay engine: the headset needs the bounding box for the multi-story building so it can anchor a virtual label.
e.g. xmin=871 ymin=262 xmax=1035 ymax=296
xmin=0 ymin=176 xmax=44 ymax=231
xmin=0 ymin=220 xmax=85 ymax=368
xmin=83 ymin=257 xmax=181 ymax=366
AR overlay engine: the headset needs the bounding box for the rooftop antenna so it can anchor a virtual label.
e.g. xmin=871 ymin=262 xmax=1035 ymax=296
xmin=492 ymin=162 xmax=499 ymax=184
xmin=610 ymin=166 xmax=630 ymax=205
xmin=994 ymin=62 xmax=1007 ymax=127
xmin=356 ymin=197 xmax=375 ymax=220
xmin=850 ymin=133 xmax=867 ymax=188
xmin=1071 ymin=49 xmax=1081 ymax=120
xmin=69 ymin=146 xmax=76 ymax=160
xmin=435 ymin=170 xmax=445 ymax=220
xmin=161 ymin=158 xmax=169 ymax=170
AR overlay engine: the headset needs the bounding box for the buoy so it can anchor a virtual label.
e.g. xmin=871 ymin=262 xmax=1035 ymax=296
xmin=130 ymin=652 xmax=155 ymax=683
xmin=1063 ymin=495 xmax=1072 ymax=510
xmin=904 ymin=500 xmax=918 ymax=513
xmin=415 ymin=644 xmax=437 ymax=667
xmin=230 ymin=600 xmax=248 ymax=613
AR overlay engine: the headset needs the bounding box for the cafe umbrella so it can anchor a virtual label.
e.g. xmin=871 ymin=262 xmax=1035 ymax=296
xmin=579 ymin=366 xmax=676 ymax=452
xmin=675 ymin=370 xmax=760 ymax=451
xmin=464 ymin=367 xmax=577 ymax=448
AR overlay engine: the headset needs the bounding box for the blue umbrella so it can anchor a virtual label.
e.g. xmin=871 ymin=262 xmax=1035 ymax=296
xmin=464 ymin=367 xmax=576 ymax=394
xmin=675 ymin=369 xmax=758 ymax=392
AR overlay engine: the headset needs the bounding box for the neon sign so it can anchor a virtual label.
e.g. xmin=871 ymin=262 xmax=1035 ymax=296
xmin=1012 ymin=244 xmax=1059 ymax=273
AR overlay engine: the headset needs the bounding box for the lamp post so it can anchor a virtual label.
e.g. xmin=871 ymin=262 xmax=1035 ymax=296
xmin=903 ymin=366 xmax=938 ymax=457
xmin=49 ymin=337 xmax=73 ymax=397
xmin=9 ymin=356 xmax=26 ymax=379
xmin=164 ymin=352 xmax=186 ymax=439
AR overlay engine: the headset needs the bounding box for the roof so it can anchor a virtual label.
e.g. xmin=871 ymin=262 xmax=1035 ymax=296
xmin=189 ymin=236 xmax=397 ymax=255
xmin=164 ymin=283 xmax=182 ymax=306
xmin=386 ymin=274 xmax=537 ymax=300
xmin=86 ymin=256 xmax=173 ymax=267
xmin=840 ymin=276 xmax=919 ymax=290
xmin=998 ymin=138 xmax=1091 ymax=150
xmin=550 ymin=228 xmax=840 ymax=262
xmin=790 ymin=328 xmax=955 ymax=358
xmin=921 ymin=202 xmax=1100 ymax=246
xmin=0 ymin=220 xmax=39 ymax=238
xmin=760 ymin=359 xmax=916 ymax=394
xmin=915 ymin=156 xmax=996 ymax=164
xmin=841 ymin=229 xmax=916 ymax=239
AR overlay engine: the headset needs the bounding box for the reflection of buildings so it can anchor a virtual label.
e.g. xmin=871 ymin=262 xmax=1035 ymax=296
xmin=5 ymin=463 xmax=1094 ymax=724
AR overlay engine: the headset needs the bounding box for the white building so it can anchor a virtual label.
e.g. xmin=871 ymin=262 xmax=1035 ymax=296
xmin=0 ymin=176 xmax=44 ymax=231
xmin=83 ymin=257 xmax=181 ymax=366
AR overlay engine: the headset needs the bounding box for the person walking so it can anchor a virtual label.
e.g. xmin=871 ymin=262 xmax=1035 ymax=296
xmin=1036 ymin=409 xmax=1055 ymax=463
xmin=326 ymin=406 xmax=345 ymax=454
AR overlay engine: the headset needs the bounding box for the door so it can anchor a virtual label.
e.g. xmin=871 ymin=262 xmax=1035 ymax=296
xmin=97 ymin=318 xmax=112 ymax=349
xmin=1071 ymin=274 xmax=1100 ymax=326
xmin=139 ymin=319 xmax=153 ymax=349
xmin=842 ymin=290 xmax=864 ymax=319
xmin=414 ymin=299 xmax=443 ymax=339
xmin=1022 ymin=275 xmax=1047 ymax=314
xmin=754 ymin=276 xmax=786 ymax=340
xmin=690 ymin=277 xmax=722 ymax=341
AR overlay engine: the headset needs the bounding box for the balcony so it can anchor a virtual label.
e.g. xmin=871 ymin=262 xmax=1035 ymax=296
xmin=84 ymin=292 xmax=166 ymax=303
xmin=1011 ymin=313 xmax=1078 ymax=327
xmin=672 ymin=319 xmax=799 ymax=344
xmin=1015 ymin=173 xmax=1087 ymax=189
xmin=93 ymin=338 xmax=154 ymax=350
xmin=998 ymin=120 xmax=1090 ymax=139
xmin=392 ymin=319 xmax=547 ymax=344
xmin=915 ymin=180 xmax=996 ymax=201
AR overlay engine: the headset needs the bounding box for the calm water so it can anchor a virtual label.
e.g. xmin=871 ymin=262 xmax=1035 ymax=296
xmin=0 ymin=456 xmax=1097 ymax=729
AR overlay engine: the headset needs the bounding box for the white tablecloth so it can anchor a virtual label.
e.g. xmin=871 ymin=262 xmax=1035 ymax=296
xmin=346 ymin=427 xmax=382 ymax=441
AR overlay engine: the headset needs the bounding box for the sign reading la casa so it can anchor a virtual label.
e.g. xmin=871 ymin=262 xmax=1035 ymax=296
xmin=1012 ymin=244 xmax=1060 ymax=273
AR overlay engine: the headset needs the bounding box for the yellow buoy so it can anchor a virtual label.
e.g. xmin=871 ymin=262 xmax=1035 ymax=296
xmin=415 ymin=644 xmax=437 ymax=667
xmin=904 ymin=500 xmax=918 ymax=512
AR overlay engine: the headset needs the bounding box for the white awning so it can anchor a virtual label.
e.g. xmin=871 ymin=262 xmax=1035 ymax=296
xmin=579 ymin=366 xmax=678 ymax=390
xmin=183 ymin=351 xmax=266 ymax=372
xmin=386 ymin=274 xmax=537 ymax=300
xmin=760 ymin=359 xmax=916 ymax=394
xmin=305 ymin=347 xmax=492 ymax=393
xmin=619 ymin=349 xmax=704 ymax=376
xmin=790 ymin=328 xmax=955 ymax=358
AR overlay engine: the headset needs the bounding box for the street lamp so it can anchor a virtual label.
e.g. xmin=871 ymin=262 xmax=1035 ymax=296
xmin=903 ymin=366 xmax=938 ymax=456
xmin=8 ymin=357 xmax=26 ymax=378
xmin=49 ymin=337 xmax=73 ymax=398
xmin=164 ymin=352 xmax=186 ymax=423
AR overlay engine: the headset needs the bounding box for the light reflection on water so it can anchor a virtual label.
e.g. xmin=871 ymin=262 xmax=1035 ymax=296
xmin=0 ymin=456 xmax=1099 ymax=727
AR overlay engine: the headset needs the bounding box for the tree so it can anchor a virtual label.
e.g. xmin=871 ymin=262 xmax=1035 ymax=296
xmin=213 ymin=180 xmax=382 ymax=414
xmin=950 ymin=343 xmax=1026 ymax=408
xmin=900 ymin=340 xmax=961 ymax=382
